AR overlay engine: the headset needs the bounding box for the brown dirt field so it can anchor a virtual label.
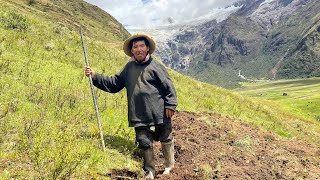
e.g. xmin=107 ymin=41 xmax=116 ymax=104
xmin=111 ymin=111 xmax=320 ymax=180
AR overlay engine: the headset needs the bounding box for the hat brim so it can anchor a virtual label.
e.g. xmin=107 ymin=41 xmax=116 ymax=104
xmin=123 ymin=32 xmax=156 ymax=57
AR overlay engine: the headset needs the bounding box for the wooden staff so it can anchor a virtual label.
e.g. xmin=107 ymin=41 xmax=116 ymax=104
xmin=80 ymin=28 xmax=106 ymax=152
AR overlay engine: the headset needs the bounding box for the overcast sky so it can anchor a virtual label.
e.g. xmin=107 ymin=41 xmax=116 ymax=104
xmin=85 ymin=0 xmax=239 ymax=29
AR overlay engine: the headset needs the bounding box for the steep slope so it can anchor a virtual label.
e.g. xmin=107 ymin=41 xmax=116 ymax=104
xmin=0 ymin=0 xmax=135 ymax=178
xmin=269 ymin=0 xmax=320 ymax=78
xmin=7 ymin=0 xmax=130 ymax=42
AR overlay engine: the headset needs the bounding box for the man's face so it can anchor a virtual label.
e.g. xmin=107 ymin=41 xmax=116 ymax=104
xmin=131 ymin=40 xmax=150 ymax=62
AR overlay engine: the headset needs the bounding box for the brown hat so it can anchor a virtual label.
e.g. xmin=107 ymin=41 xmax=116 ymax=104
xmin=123 ymin=32 xmax=156 ymax=57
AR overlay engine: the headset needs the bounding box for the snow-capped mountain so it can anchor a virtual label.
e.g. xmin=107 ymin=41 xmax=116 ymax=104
xmin=141 ymin=5 xmax=241 ymax=69
xmin=141 ymin=0 xmax=319 ymax=88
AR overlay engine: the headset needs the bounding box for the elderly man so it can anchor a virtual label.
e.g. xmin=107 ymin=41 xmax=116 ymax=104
xmin=84 ymin=32 xmax=177 ymax=179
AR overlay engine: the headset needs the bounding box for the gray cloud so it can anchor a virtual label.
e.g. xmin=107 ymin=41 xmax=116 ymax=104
xmin=85 ymin=0 xmax=239 ymax=28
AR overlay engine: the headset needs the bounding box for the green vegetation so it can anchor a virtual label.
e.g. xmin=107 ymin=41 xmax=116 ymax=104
xmin=199 ymin=163 xmax=214 ymax=179
xmin=237 ymin=78 xmax=320 ymax=122
xmin=0 ymin=0 xmax=319 ymax=178
xmin=0 ymin=0 xmax=137 ymax=178
xmin=183 ymin=60 xmax=242 ymax=89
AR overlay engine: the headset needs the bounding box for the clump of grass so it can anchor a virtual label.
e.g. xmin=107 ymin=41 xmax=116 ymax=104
xmin=234 ymin=135 xmax=259 ymax=150
xmin=27 ymin=0 xmax=37 ymax=6
xmin=0 ymin=10 xmax=29 ymax=31
xmin=199 ymin=164 xmax=214 ymax=180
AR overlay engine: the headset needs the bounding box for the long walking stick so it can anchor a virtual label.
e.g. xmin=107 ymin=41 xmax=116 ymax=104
xmin=80 ymin=28 xmax=106 ymax=152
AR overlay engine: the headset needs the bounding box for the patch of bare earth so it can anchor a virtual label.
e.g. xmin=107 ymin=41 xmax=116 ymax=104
xmin=112 ymin=111 xmax=320 ymax=179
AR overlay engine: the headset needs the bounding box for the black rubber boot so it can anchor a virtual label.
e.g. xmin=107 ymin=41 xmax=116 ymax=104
xmin=161 ymin=139 xmax=174 ymax=174
xmin=141 ymin=147 xmax=155 ymax=179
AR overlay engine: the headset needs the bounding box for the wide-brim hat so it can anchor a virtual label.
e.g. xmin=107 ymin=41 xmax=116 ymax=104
xmin=123 ymin=32 xmax=156 ymax=57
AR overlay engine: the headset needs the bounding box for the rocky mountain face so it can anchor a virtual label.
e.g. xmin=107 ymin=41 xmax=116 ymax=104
xmin=147 ymin=0 xmax=319 ymax=88
xmin=268 ymin=0 xmax=320 ymax=78
xmin=146 ymin=19 xmax=219 ymax=69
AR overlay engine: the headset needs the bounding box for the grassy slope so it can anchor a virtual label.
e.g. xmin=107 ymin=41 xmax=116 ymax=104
xmin=0 ymin=0 xmax=137 ymax=178
xmin=1 ymin=0 xmax=319 ymax=178
xmin=237 ymin=78 xmax=320 ymax=121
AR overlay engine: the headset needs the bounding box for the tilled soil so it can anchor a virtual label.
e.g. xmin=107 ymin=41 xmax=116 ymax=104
xmin=112 ymin=111 xmax=320 ymax=179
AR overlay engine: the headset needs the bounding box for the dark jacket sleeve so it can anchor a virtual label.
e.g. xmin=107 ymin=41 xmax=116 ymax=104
xmin=92 ymin=68 xmax=126 ymax=93
xmin=156 ymin=65 xmax=178 ymax=111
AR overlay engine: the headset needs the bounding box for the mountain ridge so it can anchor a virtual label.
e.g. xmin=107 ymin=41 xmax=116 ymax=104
xmin=6 ymin=0 xmax=130 ymax=42
xmin=147 ymin=0 xmax=320 ymax=88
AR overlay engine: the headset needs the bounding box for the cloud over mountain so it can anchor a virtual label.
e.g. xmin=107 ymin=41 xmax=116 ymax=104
xmin=85 ymin=0 xmax=239 ymax=28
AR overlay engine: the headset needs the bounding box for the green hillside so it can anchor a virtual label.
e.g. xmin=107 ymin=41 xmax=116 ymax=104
xmin=237 ymin=78 xmax=320 ymax=122
xmin=1 ymin=0 xmax=319 ymax=178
